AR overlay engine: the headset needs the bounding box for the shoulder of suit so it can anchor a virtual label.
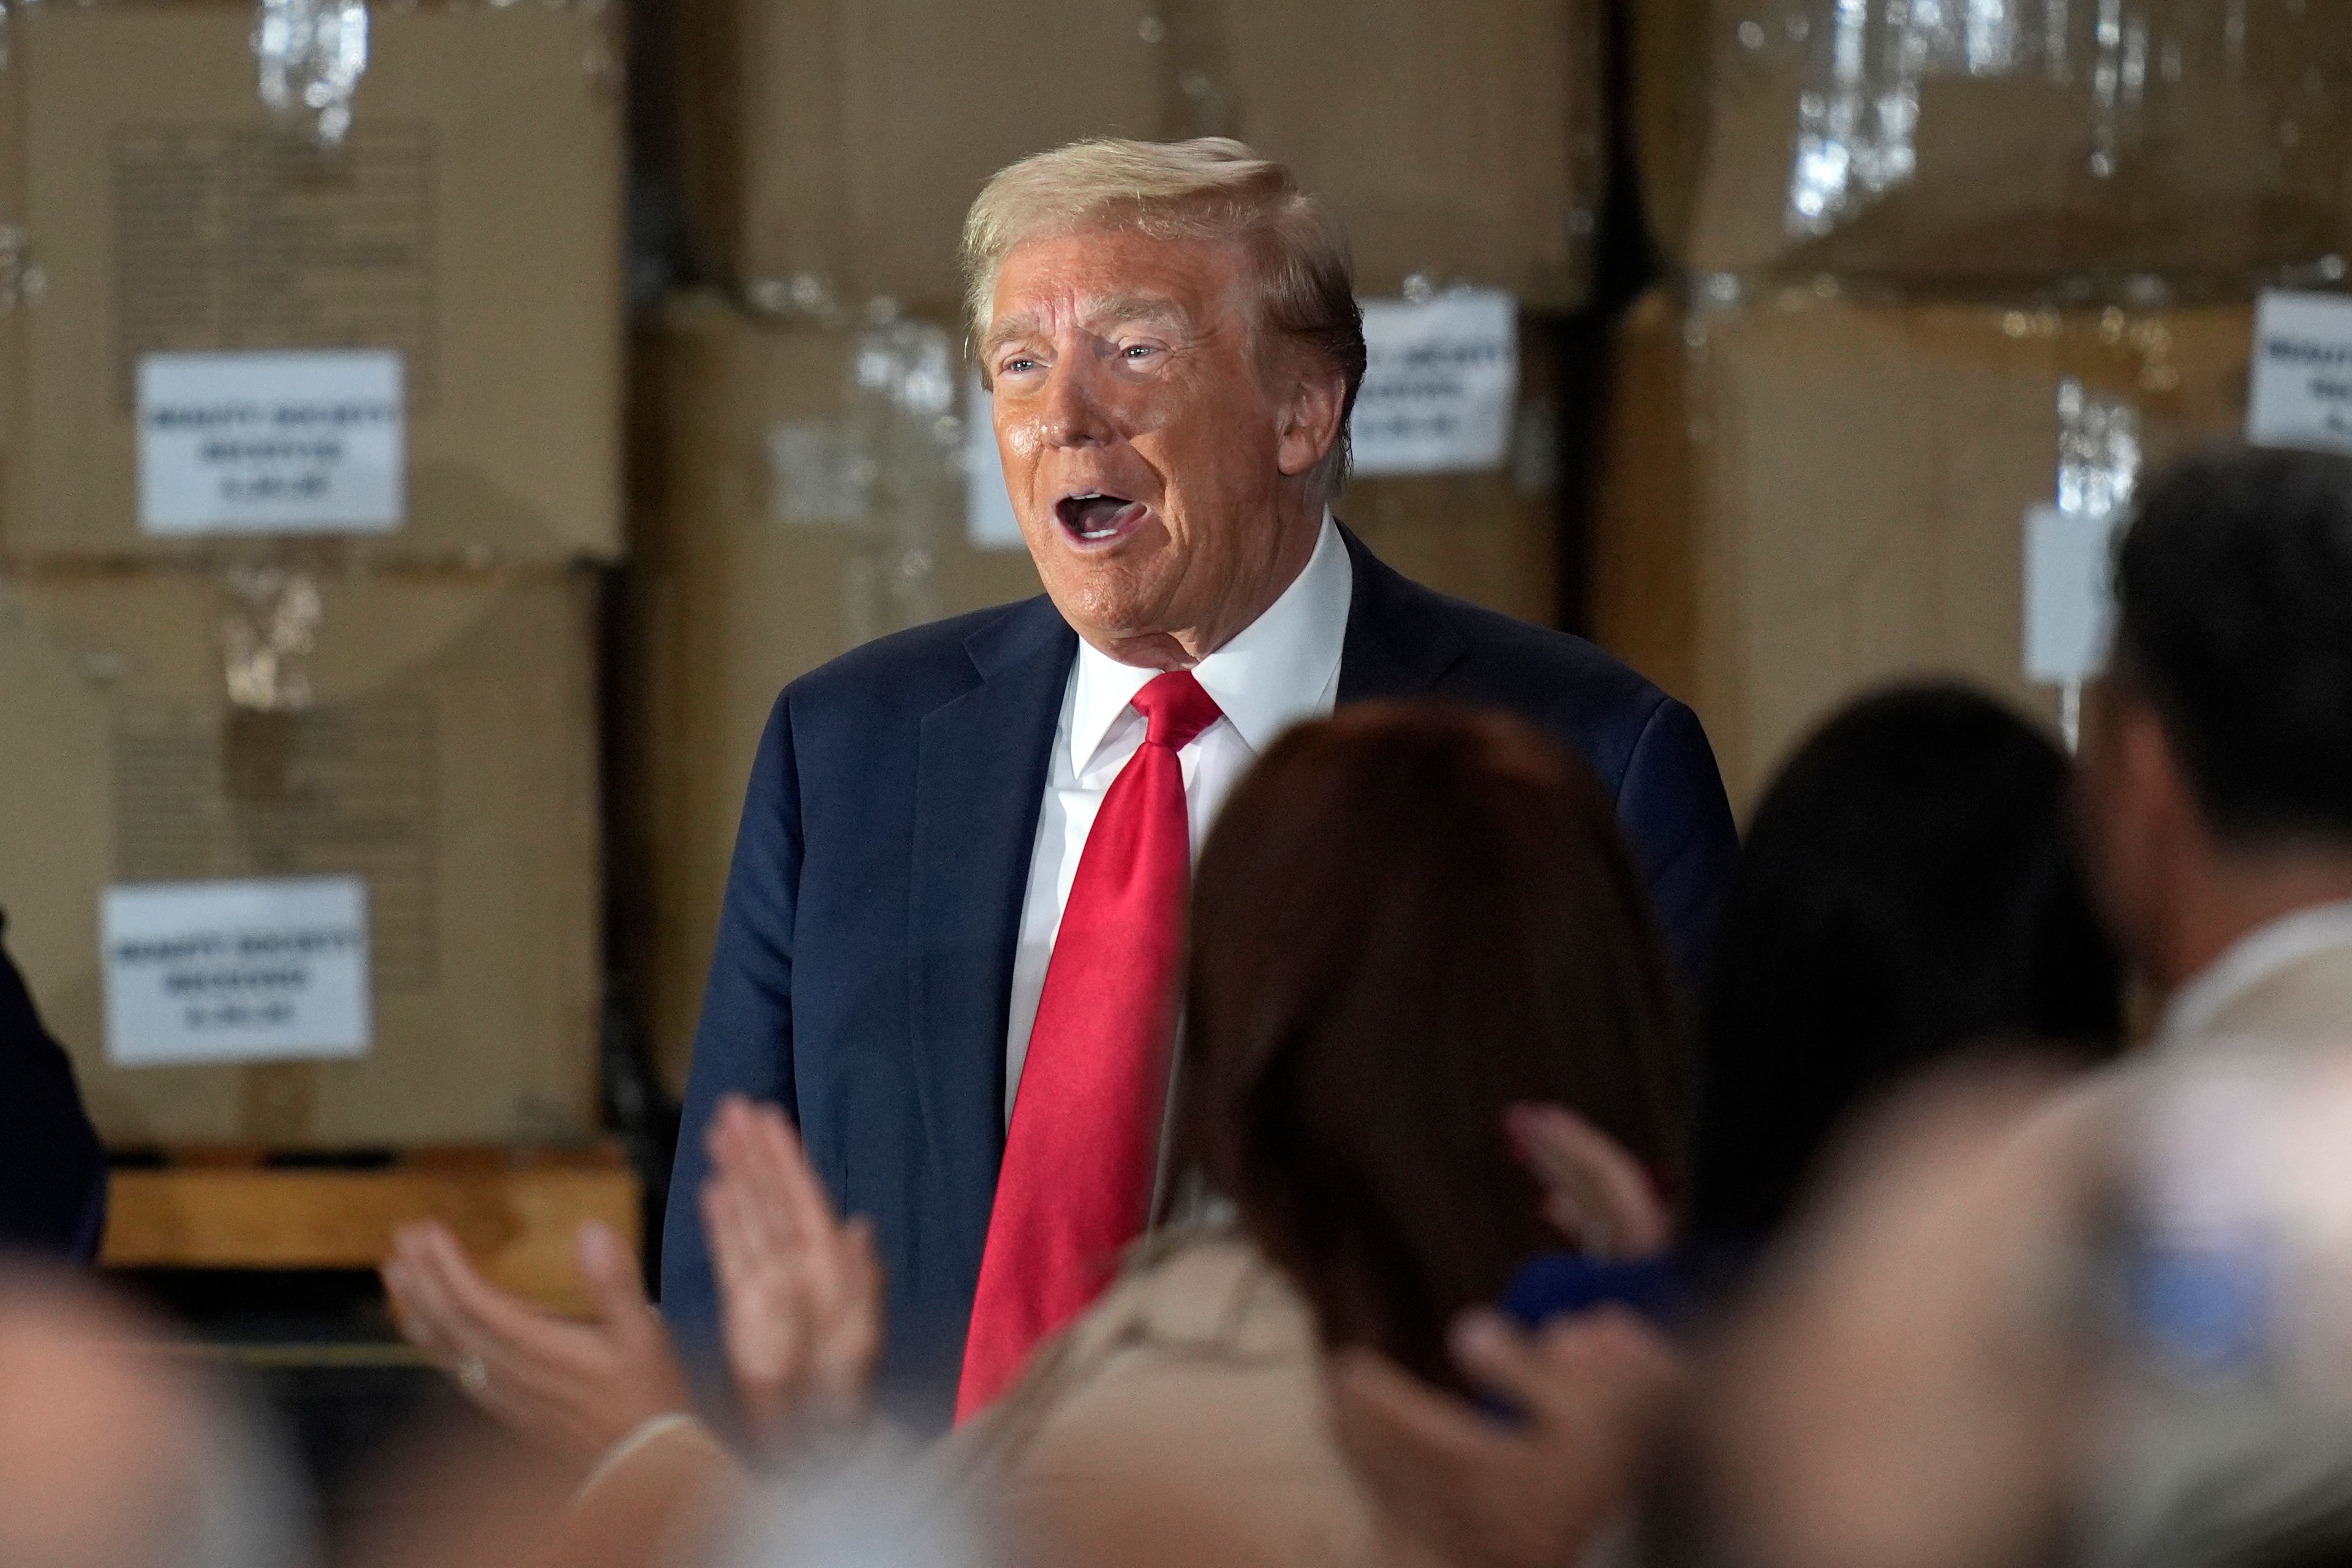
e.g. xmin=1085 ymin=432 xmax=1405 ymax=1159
xmin=1394 ymin=579 xmax=1673 ymax=726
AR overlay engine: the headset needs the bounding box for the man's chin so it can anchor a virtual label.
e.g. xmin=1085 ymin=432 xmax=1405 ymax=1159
xmin=1037 ymin=565 xmax=1186 ymax=658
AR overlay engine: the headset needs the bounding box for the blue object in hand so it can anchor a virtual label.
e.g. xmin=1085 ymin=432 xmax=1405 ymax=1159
xmin=1501 ymin=1251 xmax=1687 ymax=1333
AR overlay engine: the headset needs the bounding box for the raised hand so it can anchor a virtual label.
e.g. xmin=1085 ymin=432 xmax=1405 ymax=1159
xmin=1330 ymin=1307 xmax=1687 ymax=1568
xmin=1505 ymin=1102 xmax=1670 ymax=1258
xmin=699 ymin=1095 xmax=885 ymax=1443
xmin=382 ymin=1219 xmax=692 ymax=1461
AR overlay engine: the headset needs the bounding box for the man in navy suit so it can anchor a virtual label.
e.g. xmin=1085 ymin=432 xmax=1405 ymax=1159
xmin=662 ymin=138 xmax=1737 ymax=1426
xmin=0 ymin=911 xmax=107 ymax=1259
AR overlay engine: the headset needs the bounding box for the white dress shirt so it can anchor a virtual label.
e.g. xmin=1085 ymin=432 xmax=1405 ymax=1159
xmin=1001 ymin=514 xmax=1354 ymax=1121
xmin=2158 ymin=897 xmax=2352 ymax=1047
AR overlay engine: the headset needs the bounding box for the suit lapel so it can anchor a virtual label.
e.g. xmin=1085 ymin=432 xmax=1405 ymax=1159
xmin=907 ymin=598 xmax=1077 ymax=1240
xmin=1334 ymin=522 xmax=1470 ymax=703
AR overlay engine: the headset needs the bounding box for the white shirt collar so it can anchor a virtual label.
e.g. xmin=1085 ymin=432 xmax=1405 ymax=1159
xmin=2160 ymin=897 xmax=2352 ymax=1045
xmin=1066 ymin=513 xmax=1353 ymax=776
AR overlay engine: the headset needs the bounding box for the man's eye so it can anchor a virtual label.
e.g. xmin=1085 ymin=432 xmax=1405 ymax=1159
xmin=1123 ymin=344 xmax=1159 ymax=361
xmin=1002 ymin=357 xmax=1041 ymax=375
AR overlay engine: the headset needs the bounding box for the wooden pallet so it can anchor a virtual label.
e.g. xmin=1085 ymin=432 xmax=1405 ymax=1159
xmin=102 ymin=1145 xmax=642 ymax=1318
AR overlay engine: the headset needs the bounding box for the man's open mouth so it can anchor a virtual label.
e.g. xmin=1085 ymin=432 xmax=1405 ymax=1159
xmin=1055 ymin=491 xmax=1150 ymax=545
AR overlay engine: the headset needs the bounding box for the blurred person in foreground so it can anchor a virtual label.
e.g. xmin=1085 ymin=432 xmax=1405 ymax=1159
xmin=1326 ymin=683 xmax=2124 ymax=1568
xmin=660 ymin=134 xmax=1737 ymax=1427
xmin=0 ymin=1267 xmax=304 ymax=1568
xmin=388 ymin=706 xmax=1696 ymax=1568
xmin=1697 ymin=447 xmax=2352 ymax=1568
xmin=0 ymin=909 xmax=106 ymax=1257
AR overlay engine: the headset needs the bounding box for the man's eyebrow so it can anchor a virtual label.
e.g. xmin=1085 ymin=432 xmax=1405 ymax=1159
xmin=978 ymin=307 xmax=1044 ymax=357
xmin=981 ymin=312 xmax=1045 ymax=360
xmin=1085 ymin=293 xmax=1189 ymax=330
xmin=981 ymin=294 xmax=1192 ymax=360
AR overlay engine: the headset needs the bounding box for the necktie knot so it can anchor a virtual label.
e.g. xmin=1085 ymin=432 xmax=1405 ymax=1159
xmin=1132 ymin=670 xmax=1224 ymax=752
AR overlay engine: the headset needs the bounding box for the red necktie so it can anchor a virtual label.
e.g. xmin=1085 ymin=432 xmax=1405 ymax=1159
xmin=955 ymin=669 xmax=1226 ymax=1420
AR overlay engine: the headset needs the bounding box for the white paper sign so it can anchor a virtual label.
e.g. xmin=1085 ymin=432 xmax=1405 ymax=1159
xmin=138 ymin=350 xmax=405 ymax=535
xmin=963 ymin=372 xmax=1028 ymax=552
xmin=2024 ymin=504 xmax=2122 ymax=684
xmin=102 ymin=876 xmax=373 ymax=1067
xmin=1349 ymin=290 xmax=1518 ymax=477
xmin=2247 ymin=291 xmax=2352 ymax=456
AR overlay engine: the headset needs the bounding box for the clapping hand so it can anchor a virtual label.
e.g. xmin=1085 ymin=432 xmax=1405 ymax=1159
xmin=383 ymin=1096 xmax=888 ymax=1468
xmin=1333 ymin=1308 xmax=1686 ymax=1568
xmin=699 ymin=1094 xmax=885 ymax=1445
xmin=383 ymin=1218 xmax=692 ymax=1461
xmin=1504 ymin=1102 xmax=1671 ymax=1260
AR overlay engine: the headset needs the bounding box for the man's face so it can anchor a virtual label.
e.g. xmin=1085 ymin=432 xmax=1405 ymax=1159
xmin=984 ymin=227 xmax=1329 ymax=668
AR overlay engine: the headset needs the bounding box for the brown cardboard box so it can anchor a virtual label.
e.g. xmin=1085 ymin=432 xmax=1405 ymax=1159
xmin=1638 ymin=0 xmax=2352 ymax=287
xmin=0 ymin=568 xmax=602 ymax=1147
xmin=1215 ymin=2 xmax=1600 ymax=309
xmin=1344 ymin=475 xmax=1560 ymax=628
xmin=0 ymin=1 xmax=625 ymax=564
xmin=623 ymin=297 xmax=1044 ymax=1088
xmin=1340 ymin=315 xmax=1565 ymax=629
xmin=673 ymin=0 xmax=1600 ymax=316
xmin=1595 ymin=288 xmax=2257 ymax=815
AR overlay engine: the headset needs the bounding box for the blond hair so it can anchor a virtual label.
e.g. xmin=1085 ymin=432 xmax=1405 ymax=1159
xmin=962 ymin=137 xmax=1366 ymax=498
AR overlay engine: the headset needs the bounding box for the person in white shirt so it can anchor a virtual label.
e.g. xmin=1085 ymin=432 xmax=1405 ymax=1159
xmin=2074 ymin=445 xmax=2352 ymax=1053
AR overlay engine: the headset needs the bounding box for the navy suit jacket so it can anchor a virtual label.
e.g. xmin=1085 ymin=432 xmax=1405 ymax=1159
xmin=661 ymin=527 xmax=1737 ymax=1427
xmin=0 ymin=913 xmax=107 ymax=1260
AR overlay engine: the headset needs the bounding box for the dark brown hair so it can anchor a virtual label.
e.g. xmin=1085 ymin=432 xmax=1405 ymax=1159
xmin=1177 ymin=704 xmax=1687 ymax=1385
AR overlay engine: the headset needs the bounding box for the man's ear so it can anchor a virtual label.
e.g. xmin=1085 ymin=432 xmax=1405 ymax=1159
xmin=2106 ymin=696 xmax=2218 ymax=918
xmin=2124 ymin=704 xmax=2199 ymax=840
xmin=1275 ymin=360 xmax=1349 ymax=480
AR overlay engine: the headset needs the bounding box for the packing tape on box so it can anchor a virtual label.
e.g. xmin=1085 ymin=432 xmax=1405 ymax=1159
xmin=255 ymin=0 xmax=370 ymax=148
xmin=1716 ymin=0 xmax=2345 ymax=255
xmin=2057 ymin=372 xmax=2144 ymax=522
xmin=61 ymin=0 xmax=627 ymax=153
xmin=1782 ymin=0 xmax=2158 ymax=235
xmin=220 ymin=565 xmax=323 ymax=712
xmin=1144 ymin=2 xmax=1599 ymax=302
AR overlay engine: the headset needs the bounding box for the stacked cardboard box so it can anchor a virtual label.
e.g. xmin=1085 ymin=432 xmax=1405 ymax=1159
xmin=671 ymin=0 xmax=1605 ymax=314
xmin=0 ymin=0 xmax=625 ymax=565
xmin=0 ymin=1 xmax=623 ymax=1148
xmin=1636 ymin=0 xmax=2352 ymax=290
xmin=1603 ymin=0 xmax=2352 ymax=815
xmin=0 ymin=570 xmax=603 ymax=1146
xmin=1597 ymin=292 xmax=2256 ymax=807
xmin=1341 ymin=313 xmax=1568 ymax=628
